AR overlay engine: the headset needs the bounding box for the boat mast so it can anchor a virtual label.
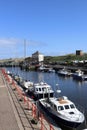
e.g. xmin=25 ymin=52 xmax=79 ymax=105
xmin=24 ymin=39 xmax=26 ymax=60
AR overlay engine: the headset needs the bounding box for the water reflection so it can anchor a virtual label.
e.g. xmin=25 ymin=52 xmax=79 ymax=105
xmin=72 ymin=79 xmax=84 ymax=86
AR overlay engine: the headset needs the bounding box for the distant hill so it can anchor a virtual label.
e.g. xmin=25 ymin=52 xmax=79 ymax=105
xmin=0 ymin=53 xmax=87 ymax=65
xmin=44 ymin=53 xmax=87 ymax=63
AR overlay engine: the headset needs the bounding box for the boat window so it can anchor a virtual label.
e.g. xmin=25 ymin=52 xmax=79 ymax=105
xmin=58 ymin=106 xmax=64 ymax=111
xmin=36 ymin=88 xmax=38 ymax=91
xmin=42 ymin=88 xmax=44 ymax=91
xmin=64 ymin=105 xmax=69 ymax=109
xmin=48 ymin=87 xmax=50 ymax=90
xmin=39 ymin=88 xmax=41 ymax=91
xmin=54 ymin=105 xmax=57 ymax=111
xmin=43 ymin=87 xmax=48 ymax=92
xmin=70 ymin=104 xmax=75 ymax=109
xmin=44 ymin=88 xmax=47 ymax=90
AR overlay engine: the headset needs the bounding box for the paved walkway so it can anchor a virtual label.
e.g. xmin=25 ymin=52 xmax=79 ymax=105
xmin=0 ymin=71 xmax=22 ymax=130
xmin=0 ymin=70 xmax=41 ymax=130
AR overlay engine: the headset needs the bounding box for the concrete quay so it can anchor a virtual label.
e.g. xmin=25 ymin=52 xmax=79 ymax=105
xmin=0 ymin=69 xmax=62 ymax=130
xmin=0 ymin=70 xmax=21 ymax=130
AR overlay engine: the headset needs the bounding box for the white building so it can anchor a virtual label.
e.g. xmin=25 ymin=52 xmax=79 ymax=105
xmin=32 ymin=51 xmax=44 ymax=64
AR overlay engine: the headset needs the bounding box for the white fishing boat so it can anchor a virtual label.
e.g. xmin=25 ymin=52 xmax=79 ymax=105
xmin=39 ymin=96 xmax=85 ymax=128
xmin=48 ymin=68 xmax=55 ymax=73
xmin=57 ymin=68 xmax=72 ymax=76
xmin=28 ymin=82 xmax=54 ymax=100
xmin=38 ymin=65 xmax=46 ymax=72
xmin=39 ymin=95 xmax=85 ymax=128
xmin=21 ymin=80 xmax=33 ymax=89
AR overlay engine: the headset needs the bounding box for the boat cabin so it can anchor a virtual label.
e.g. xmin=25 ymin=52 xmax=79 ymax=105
xmin=34 ymin=82 xmax=53 ymax=94
xmin=75 ymin=69 xmax=84 ymax=76
xmin=49 ymin=97 xmax=76 ymax=113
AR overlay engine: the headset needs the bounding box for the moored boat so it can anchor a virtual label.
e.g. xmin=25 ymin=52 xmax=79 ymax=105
xmin=21 ymin=80 xmax=33 ymax=89
xmin=48 ymin=68 xmax=55 ymax=73
xmin=57 ymin=68 xmax=72 ymax=77
xmin=28 ymin=82 xmax=54 ymax=100
xmin=72 ymin=69 xmax=87 ymax=81
xmin=39 ymin=96 xmax=85 ymax=128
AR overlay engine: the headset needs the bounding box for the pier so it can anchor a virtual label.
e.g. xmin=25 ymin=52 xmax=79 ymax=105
xmin=51 ymin=65 xmax=87 ymax=74
xmin=0 ymin=68 xmax=62 ymax=130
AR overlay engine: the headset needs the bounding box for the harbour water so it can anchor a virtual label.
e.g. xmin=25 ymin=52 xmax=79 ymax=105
xmin=6 ymin=67 xmax=87 ymax=130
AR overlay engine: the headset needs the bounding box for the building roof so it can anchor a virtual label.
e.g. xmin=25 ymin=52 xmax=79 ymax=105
xmin=32 ymin=51 xmax=43 ymax=55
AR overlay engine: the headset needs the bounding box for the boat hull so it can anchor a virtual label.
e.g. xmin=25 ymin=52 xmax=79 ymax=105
xmin=58 ymin=72 xmax=71 ymax=77
xmin=73 ymin=75 xmax=87 ymax=81
xmin=28 ymin=91 xmax=54 ymax=100
xmin=39 ymin=100 xmax=84 ymax=129
xmin=58 ymin=72 xmax=67 ymax=76
xmin=73 ymin=75 xmax=83 ymax=80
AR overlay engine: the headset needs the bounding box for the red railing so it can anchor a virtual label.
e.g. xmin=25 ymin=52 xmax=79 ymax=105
xmin=1 ymin=68 xmax=56 ymax=130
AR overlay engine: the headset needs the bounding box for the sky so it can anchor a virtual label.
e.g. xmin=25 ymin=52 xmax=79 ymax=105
xmin=0 ymin=0 xmax=87 ymax=59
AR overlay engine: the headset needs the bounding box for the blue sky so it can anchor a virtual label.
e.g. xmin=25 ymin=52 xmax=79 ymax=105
xmin=0 ymin=0 xmax=87 ymax=59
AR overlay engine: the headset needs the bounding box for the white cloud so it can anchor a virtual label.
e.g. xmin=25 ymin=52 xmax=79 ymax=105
xmin=0 ymin=38 xmax=19 ymax=45
xmin=0 ymin=38 xmax=21 ymax=58
xmin=0 ymin=38 xmax=46 ymax=47
xmin=0 ymin=38 xmax=47 ymax=59
xmin=27 ymin=40 xmax=46 ymax=46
